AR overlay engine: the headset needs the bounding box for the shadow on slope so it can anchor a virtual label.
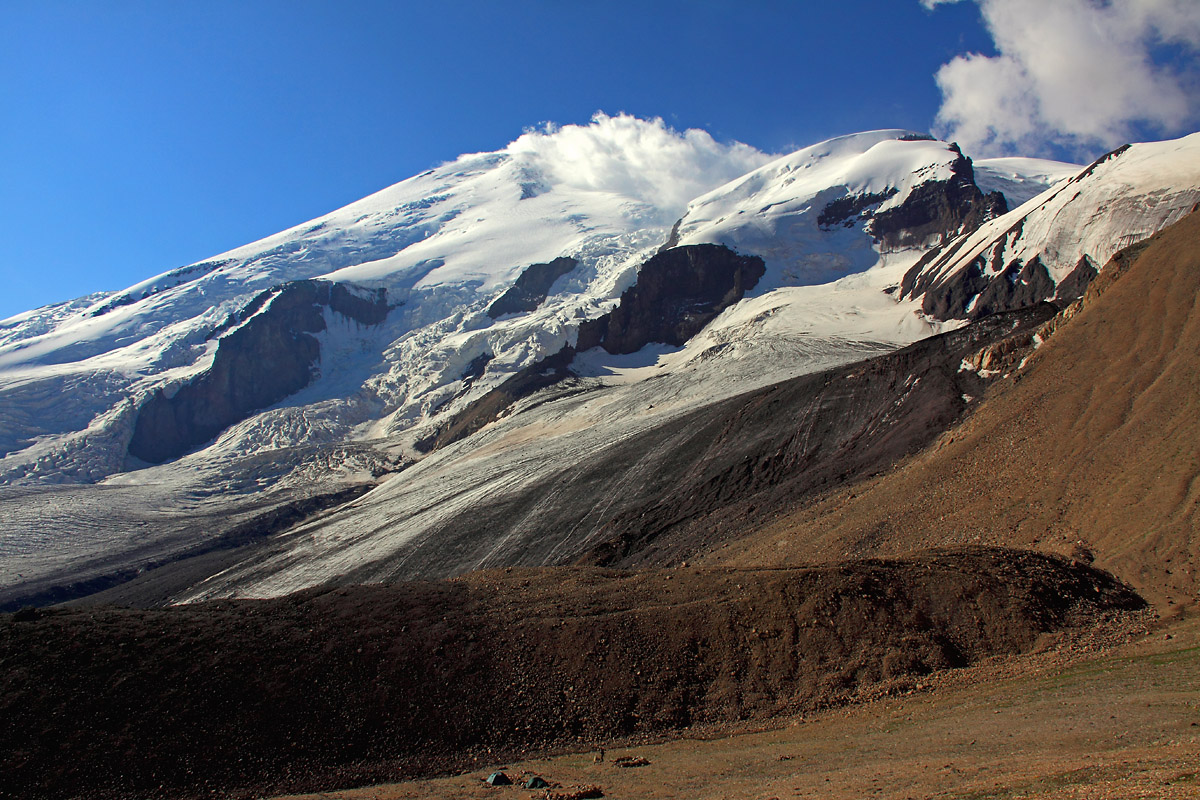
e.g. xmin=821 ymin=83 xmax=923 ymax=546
xmin=309 ymin=304 xmax=1057 ymax=588
xmin=0 ymin=548 xmax=1142 ymax=800
xmin=575 ymin=304 xmax=1057 ymax=568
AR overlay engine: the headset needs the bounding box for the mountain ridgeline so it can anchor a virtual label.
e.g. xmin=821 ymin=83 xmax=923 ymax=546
xmin=1 ymin=127 xmax=1198 ymax=619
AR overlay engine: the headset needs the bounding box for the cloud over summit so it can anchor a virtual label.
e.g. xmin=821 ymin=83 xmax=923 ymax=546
xmin=505 ymin=113 xmax=772 ymax=220
xmin=927 ymin=0 xmax=1200 ymax=158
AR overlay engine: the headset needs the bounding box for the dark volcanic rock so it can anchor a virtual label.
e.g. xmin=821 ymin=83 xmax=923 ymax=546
xmin=973 ymin=256 xmax=1056 ymax=318
xmin=486 ymin=256 xmax=578 ymax=318
xmin=909 ymin=248 xmax=1069 ymax=322
xmin=459 ymin=351 xmax=492 ymax=387
xmin=575 ymin=244 xmax=765 ymax=354
xmin=899 ymin=147 xmax=1137 ymax=323
xmin=324 ymin=282 xmax=390 ymax=325
xmin=128 ymin=281 xmax=388 ymax=464
xmin=900 ymin=205 xmax=1074 ymax=321
xmin=657 ymin=217 xmax=683 ymax=253
xmin=868 ymin=145 xmax=1007 ymax=250
xmin=0 ymin=548 xmax=1143 ymax=800
xmin=1054 ymin=255 xmax=1099 ymax=303
xmin=818 ymin=189 xmax=899 ymax=230
xmin=912 ymin=253 xmax=993 ymax=320
xmin=417 ymin=345 xmax=579 ymax=452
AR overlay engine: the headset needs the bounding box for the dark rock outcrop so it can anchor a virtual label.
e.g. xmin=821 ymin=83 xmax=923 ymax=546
xmin=486 ymin=257 xmax=578 ymax=318
xmin=421 ymin=245 xmax=764 ymax=451
xmin=906 ymin=247 xmax=1075 ymax=323
xmin=968 ymin=256 xmax=1057 ymax=319
xmin=899 ymin=145 xmax=1144 ymax=323
xmin=867 ymin=145 xmax=1008 ymax=250
xmin=1053 ymin=255 xmax=1099 ymax=303
xmin=416 ymin=346 xmax=579 ymax=451
xmin=459 ymin=352 xmax=492 ymax=388
xmin=657 ymin=217 xmax=683 ymax=253
xmin=818 ymin=189 xmax=899 ymax=230
xmin=814 ymin=145 xmax=1004 ymax=270
xmin=128 ymin=281 xmax=388 ymax=464
xmin=575 ymin=244 xmax=765 ymax=354
xmin=910 ymin=254 xmax=992 ymax=320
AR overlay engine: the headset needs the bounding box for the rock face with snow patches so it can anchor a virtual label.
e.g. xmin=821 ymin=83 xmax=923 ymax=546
xmin=673 ymin=131 xmax=1016 ymax=289
xmin=901 ymin=134 xmax=1200 ymax=320
xmin=129 ymin=280 xmax=390 ymax=464
xmin=423 ymin=243 xmax=764 ymax=451
xmin=486 ymin=257 xmax=579 ymax=318
xmin=865 ymin=145 xmax=1007 ymax=250
xmin=574 ymin=244 xmax=765 ymax=354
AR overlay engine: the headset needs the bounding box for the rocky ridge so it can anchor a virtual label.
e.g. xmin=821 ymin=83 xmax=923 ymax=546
xmin=129 ymin=280 xmax=390 ymax=464
xmin=900 ymin=134 xmax=1200 ymax=321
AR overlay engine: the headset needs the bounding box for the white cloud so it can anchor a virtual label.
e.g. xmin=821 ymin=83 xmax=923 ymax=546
xmin=505 ymin=112 xmax=772 ymax=219
xmin=920 ymin=0 xmax=966 ymax=8
xmin=929 ymin=0 xmax=1200 ymax=157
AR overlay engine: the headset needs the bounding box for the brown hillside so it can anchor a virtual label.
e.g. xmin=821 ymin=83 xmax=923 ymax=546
xmin=0 ymin=549 xmax=1142 ymax=800
xmin=719 ymin=210 xmax=1200 ymax=610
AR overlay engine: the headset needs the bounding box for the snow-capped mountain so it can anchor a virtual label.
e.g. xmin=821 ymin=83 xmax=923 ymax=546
xmin=4 ymin=116 xmax=1197 ymax=608
xmin=0 ymin=115 xmax=767 ymax=484
xmin=0 ymin=122 xmax=1034 ymax=489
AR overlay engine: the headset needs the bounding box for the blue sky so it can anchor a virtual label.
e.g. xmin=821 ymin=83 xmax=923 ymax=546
xmin=1 ymin=0 xmax=1197 ymax=319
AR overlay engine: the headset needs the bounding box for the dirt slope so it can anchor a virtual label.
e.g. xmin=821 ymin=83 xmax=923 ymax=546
xmin=277 ymin=614 xmax=1195 ymax=800
xmin=0 ymin=548 xmax=1142 ymax=800
xmin=718 ymin=211 xmax=1200 ymax=610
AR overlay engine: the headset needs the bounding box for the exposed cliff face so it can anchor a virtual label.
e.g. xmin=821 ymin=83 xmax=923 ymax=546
xmin=485 ymin=257 xmax=578 ymax=318
xmin=421 ymin=245 xmax=765 ymax=451
xmin=576 ymin=244 xmax=765 ymax=354
xmin=1051 ymin=255 xmax=1100 ymax=303
xmin=865 ymin=146 xmax=1007 ymax=251
xmin=909 ymin=245 xmax=1066 ymax=322
xmin=905 ymin=245 xmax=1102 ymax=322
xmin=817 ymin=189 xmax=898 ymax=230
xmin=128 ymin=281 xmax=388 ymax=465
